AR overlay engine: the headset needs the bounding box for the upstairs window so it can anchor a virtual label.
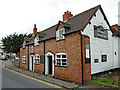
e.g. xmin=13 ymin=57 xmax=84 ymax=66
xmin=55 ymin=53 xmax=67 ymax=67
xmin=23 ymin=42 xmax=26 ymax=49
xmin=34 ymin=37 xmax=39 ymax=46
xmin=35 ymin=54 xmax=39 ymax=64
xmin=22 ymin=56 xmax=26 ymax=64
xmin=56 ymin=28 xmax=65 ymax=41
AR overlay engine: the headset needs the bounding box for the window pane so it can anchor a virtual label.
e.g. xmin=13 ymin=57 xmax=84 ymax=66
xmin=62 ymin=63 xmax=66 ymax=66
xmin=62 ymin=55 xmax=66 ymax=58
xmin=62 ymin=59 xmax=66 ymax=62
xmin=101 ymin=55 xmax=107 ymax=62
xmin=57 ymin=55 xmax=60 ymax=58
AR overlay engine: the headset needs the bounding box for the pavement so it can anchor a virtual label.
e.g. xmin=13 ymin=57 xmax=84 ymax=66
xmin=4 ymin=61 xmax=80 ymax=89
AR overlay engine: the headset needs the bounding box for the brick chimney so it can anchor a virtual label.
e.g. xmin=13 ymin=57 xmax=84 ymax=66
xmin=63 ymin=11 xmax=73 ymax=21
xmin=112 ymin=24 xmax=118 ymax=30
xmin=33 ymin=24 xmax=37 ymax=36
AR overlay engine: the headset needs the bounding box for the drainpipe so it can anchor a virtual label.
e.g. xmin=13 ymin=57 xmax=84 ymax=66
xmin=28 ymin=46 xmax=29 ymax=71
xmin=44 ymin=40 xmax=45 ymax=74
xmin=78 ymin=30 xmax=84 ymax=85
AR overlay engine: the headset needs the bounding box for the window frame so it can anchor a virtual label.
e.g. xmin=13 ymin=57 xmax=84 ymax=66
xmin=35 ymin=54 xmax=39 ymax=64
xmin=22 ymin=56 xmax=26 ymax=64
xmin=101 ymin=55 xmax=107 ymax=62
xmin=34 ymin=37 xmax=39 ymax=46
xmin=56 ymin=28 xmax=65 ymax=41
xmin=55 ymin=53 xmax=67 ymax=67
xmin=23 ymin=42 xmax=26 ymax=49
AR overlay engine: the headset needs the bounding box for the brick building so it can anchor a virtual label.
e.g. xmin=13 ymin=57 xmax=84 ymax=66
xmin=20 ymin=5 xmax=118 ymax=84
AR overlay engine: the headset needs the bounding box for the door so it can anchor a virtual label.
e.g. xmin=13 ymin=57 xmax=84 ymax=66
xmin=45 ymin=51 xmax=54 ymax=76
xmin=48 ymin=56 xmax=52 ymax=75
xmin=30 ymin=55 xmax=34 ymax=71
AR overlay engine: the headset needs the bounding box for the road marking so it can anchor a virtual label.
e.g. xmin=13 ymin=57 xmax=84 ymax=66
xmin=2 ymin=63 xmax=64 ymax=89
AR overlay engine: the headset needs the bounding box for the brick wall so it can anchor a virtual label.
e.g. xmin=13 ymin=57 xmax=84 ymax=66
xmin=20 ymin=46 xmax=29 ymax=70
xmin=20 ymin=32 xmax=91 ymax=84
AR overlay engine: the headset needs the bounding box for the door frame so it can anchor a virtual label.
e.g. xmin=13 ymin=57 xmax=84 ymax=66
xmin=45 ymin=51 xmax=54 ymax=76
xmin=30 ymin=55 xmax=35 ymax=72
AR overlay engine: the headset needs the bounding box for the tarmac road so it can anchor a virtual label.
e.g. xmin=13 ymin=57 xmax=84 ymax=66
xmin=2 ymin=61 xmax=55 ymax=88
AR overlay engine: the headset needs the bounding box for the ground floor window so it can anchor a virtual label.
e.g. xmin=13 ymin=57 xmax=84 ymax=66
xmin=35 ymin=54 xmax=39 ymax=64
xmin=101 ymin=55 xmax=107 ymax=62
xmin=55 ymin=53 xmax=67 ymax=67
xmin=22 ymin=56 xmax=26 ymax=64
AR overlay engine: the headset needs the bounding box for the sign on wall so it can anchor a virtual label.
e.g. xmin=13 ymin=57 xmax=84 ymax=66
xmin=94 ymin=25 xmax=108 ymax=40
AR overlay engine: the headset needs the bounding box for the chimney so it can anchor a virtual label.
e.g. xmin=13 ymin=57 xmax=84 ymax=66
xmin=33 ymin=24 xmax=37 ymax=36
xmin=63 ymin=11 xmax=73 ymax=21
xmin=112 ymin=24 xmax=118 ymax=30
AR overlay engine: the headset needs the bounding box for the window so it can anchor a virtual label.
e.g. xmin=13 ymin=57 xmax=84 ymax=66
xmin=94 ymin=59 xmax=99 ymax=63
xmin=40 ymin=55 xmax=44 ymax=64
xmin=23 ymin=42 xmax=26 ymax=48
xmin=22 ymin=56 xmax=26 ymax=64
xmin=34 ymin=37 xmax=39 ymax=46
xmin=55 ymin=53 xmax=67 ymax=67
xmin=101 ymin=55 xmax=107 ymax=62
xmin=35 ymin=54 xmax=39 ymax=64
xmin=56 ymin=28 xmax=65 ymax=41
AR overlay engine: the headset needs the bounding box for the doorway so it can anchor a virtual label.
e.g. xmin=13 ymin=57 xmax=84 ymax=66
xmin=45 ymin=51 xmax=54 ymax=76
xmin=48 ymin=56 xmax=52 ymax=75
xmin=30 ymin=55 xmax=34 ymax=71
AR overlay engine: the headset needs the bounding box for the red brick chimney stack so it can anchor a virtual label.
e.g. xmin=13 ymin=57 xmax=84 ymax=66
xmin=63 ymin=11 xmax=73 ymax=21
xmin=33 ymin=24 xmax=37 ymax=36
xmin=112 ymin=24 xmax=118 ymax=30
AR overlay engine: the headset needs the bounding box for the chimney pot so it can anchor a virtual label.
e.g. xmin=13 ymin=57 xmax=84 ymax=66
xmin=33 ymin=24 xmax=37 ymax=36
xmin=63 ymin=11 xmax=73 ymax=21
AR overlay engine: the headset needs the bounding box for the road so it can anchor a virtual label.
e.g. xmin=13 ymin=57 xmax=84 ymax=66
xmin=2 ymin=61 xmax=55 ymax=88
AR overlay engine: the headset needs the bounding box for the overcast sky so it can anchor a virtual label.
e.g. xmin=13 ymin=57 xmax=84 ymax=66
xmin=0 ymin=0 xmax=119 ymax=40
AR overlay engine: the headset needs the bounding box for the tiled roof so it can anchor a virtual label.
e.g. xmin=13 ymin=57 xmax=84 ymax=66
xmin=23 ymin=5 xmax=110 ymax=46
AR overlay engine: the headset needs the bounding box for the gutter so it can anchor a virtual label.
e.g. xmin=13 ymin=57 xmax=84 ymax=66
xmin=78 ymin=30 xmax=84 ymax=85
xmin=44 ymin=40 xmax=45 ymax=74
xmin=28 ymin=46 xmax=29 ymax=71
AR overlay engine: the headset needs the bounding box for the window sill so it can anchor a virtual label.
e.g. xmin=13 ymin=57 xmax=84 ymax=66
xmin=34 ymin=63 xmax=39 ymax=65
xmin=55 ymin=65 xmax=67 ymax=68
xmin=56 ymin=39 xmax=65 ymax=42
xmin=22 ymin=63 xmax=26 ymax=64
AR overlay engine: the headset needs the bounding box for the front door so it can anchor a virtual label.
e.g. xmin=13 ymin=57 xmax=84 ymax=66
xmin=30 ymin=55 xmax=34 ymax=71
xmin=45 ymin=51 xmax=54 ymax=76
xmin=48 ymin=56 xmax=52 ymax=75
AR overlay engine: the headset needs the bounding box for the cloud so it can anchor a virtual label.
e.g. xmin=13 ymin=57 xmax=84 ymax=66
xmin=0 ymin=0 xmax=119 ymax=39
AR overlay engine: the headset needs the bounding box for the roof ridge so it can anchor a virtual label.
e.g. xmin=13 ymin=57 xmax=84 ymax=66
xmin=68 ymin=5 xmax=101 ymax=20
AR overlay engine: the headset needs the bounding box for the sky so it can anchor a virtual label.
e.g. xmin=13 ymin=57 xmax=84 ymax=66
xmin=0 ymin=0 xmax=119 ymax=40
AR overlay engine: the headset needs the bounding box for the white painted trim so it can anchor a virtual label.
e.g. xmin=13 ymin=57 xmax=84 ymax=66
xmin=30 ymin=55 xmax=35 ymax=72
xmin=45 ymin=52 xmax=54 ymax=76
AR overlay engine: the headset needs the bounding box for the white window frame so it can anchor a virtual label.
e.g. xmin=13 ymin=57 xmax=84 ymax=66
xmin=35 ymin=54 xmax=39 ymax=64
xmin=23 ymin=42 xmax=26 ymax=48
xmin=22 ymin=56 xmax=26 ymax=64
xmin=56 ymin=28 xmax=65 ymax=41
xmin=55 ymin=53 xmax=67 ymax=67
xmin=34 ymin=37 xmax=39 ymax=46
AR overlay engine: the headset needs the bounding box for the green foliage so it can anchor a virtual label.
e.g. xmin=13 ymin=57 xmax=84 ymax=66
xmin=1 ymin=33 xmax=32 ymax=54
xmin=92 ymin=78 xmax=120 ymax=86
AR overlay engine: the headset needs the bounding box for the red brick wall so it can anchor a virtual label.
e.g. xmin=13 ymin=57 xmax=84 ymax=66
xmin=45 ymin=32 xmax=82 ymax=83
xmin=34 ymin=42 xmax=44 ymax=74
xmin=20 ymin=46 xmax=29 ymax=70
xmin=20 ymin=32 xmax=91 ymax=84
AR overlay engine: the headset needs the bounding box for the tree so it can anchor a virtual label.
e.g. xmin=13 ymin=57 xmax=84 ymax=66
xmin=2 ymin=33 xmax=32 ymax=55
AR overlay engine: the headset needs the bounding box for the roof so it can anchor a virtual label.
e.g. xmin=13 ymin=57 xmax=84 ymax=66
xmin=22 ymin=5 xmax=111 ymax=46
xmin=111 ymin=29 xmax=120 ymax=37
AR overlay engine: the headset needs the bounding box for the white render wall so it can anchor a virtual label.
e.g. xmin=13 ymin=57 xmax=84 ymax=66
xmin=118 ymin=37 xmax=120 ymax=67
xmin=112 ymin=36 xmax=118 ymax=68
xmin=82 ymin=9 xmax=113 ymax=74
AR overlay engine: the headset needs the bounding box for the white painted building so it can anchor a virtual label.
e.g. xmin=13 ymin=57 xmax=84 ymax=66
xmin=82 ymin=8 xmax=119 ymax=74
